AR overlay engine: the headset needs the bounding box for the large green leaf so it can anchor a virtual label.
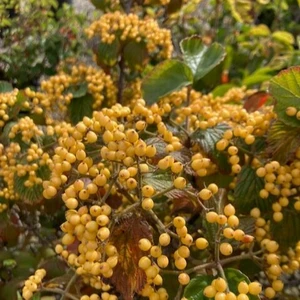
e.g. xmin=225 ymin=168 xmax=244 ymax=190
xmin=234 ymin=166 xmax=272 ymax=213
xmin=270 ymin=208 xmax=300 ymax=251
xmin=266 ymin=120 xmax=300 ymax=164
xmin=68 ymin=93 xmax=94 ymax=125
xmin=64 ymin=82 xmax=88 ymax=99
xmin=143 ymin=171 xmax=173 ymax=193
xmin=242 ymin=67 xmax=276 ymax=87
xmin=180 ymin=36 xmax=226 ymax=82
xmin=141 ymin=59 xmax=193 ymax=105
xmin=269 ymin=66 xmax=300 ymax=127
xmin=0 ymin=81 xmax=13 ymax=93
xmin=224 ymin=268 xmax=259 ymax=300
xmin=183 ymin=274 xmax=214 ymax=300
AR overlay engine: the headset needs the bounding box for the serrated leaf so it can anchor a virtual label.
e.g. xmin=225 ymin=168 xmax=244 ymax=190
xmin=191 ymin=123 xmax=231 ymax=155
xmin=183 ymin=274 xmax=214 ymax=300
xmin=180 ymin=36 xmax=226 ymax=82
xmin=266 ymin=120 xmax=300 ymax=164
xmin=110 ymin=214 xmax=152 ymax=300
xmin=270 ymin=208 xmax=300 ymax=251
xmin=141 ymin=59 xmax=193 ymax=105
xmin=0 ymin=81 xmax=13 ymax=93
xmin=234 ymin=166 xmax=272 ymax=213
xmin=124 ymin=41 xmax=148 ymax=70
xmin=14 ymin=166 xmax=50 ymax=204
xmin=143 ymin=171 xmax=173 ymax=193
xmin=68 ymin=93 xmax=94 ymax=125
xmin=224 ymin=268 xmax=259 ymax=300
xmin=64 ymin=83 xmax=88 ymax=99
xmin=269 ymin=66 xmax=300 ymax=127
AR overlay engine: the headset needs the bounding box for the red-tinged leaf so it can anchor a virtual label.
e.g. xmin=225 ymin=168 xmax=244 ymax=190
xmin=110 ymin=214 xmax=153 ymax=300
xmin=167 ymin=189 xmax=200 ymax=215
xmin=266 ymin=120 xmax=300 ymax=164
xmin=243 ymin=91 xmax=272 ymax=112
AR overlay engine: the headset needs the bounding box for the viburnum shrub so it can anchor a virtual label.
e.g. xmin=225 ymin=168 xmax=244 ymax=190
xmin=0 ymin=1 xmax=300 ymax=300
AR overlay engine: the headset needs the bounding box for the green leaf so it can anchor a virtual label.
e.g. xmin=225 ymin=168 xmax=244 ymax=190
xmin=242 ymin=67 xmax=278 ymax=87
xmin=96 ymin=39 xmax=120 ymax=67
xmin=224 ymin=268 xmax=259 ymax=300
xmin=141 ymin=59 xmax=193 ymax=105
xmin=234 ymin=166 xmax=272 ymax=213
xmin=270 ymin=208 xmax=300 ymax=251
xmin=272 ymin=31 xmax=295 ymax=45
xmin=266 ymin=120 xmax=300 ymax=164
xmin=191 ymin=123 xmax=231 ymax=155
xmin=143 ymin=171 xmax=173 ymax=193
xmin=191 ymin=123 xmax=232 ymax=173
xmin=64 ymin=83 xmax=88 ymax=99
xmin=14 ymin=165 xmax=50 ymax=204
xmin=0 ymin=81 xmax=13 ymax=93
xmin=183 ymin=274 xmax=214 ymax=300
xmin=124 ymin=41 xmax=148 ymax=70
xmin=212 ymin=83 xmax=236 ymax=97
xmin=68 ymin=93 xmax=94 ymax=125
xmin=269 ymin=66 xmax=300 ymax=127
xmin=180 ymin=36 xmax=226 ymax=82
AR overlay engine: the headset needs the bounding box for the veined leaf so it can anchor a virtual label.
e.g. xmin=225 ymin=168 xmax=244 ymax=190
xmin=270 ymin=208 xmax=300 ymax=251
xmin=14 ymin=165 xmax=50 ymax=204
xmin=234 ymin=165 xmax=272 ymax=213
xmin=266 ymin=120 xmax=300 ymax=164
xmin=110 ymin=214 xmax=152 ymax=300
xmin=141 ymin=59 xmax=193 ymax=105
xmin=183 ymin=274 xmax=214 ymax=300
xmin=180 ymin=36 xmax=226 ymax=82
xmin=68 ymin=93 xmax=94 ymax=125
xmin=269 ymin=66 xmax=300 ymax=127
xmin=143 ymin=171 xmax=173 ymax=193
xmin=124 ymin=41 xmax=148 ymax=70
xmin=96 ymin=39 xmax=120 ymax=67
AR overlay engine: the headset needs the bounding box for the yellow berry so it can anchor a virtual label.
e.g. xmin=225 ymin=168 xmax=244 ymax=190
xmin=178 ymin=273 xmax=190 ymax=285
xmin=195 ymin=237 xmax=209 ymax=250
xmin=220 ymin=243 xmax=233 ymax=256
xmin=174 ymin=177 xmax=186 ymax=189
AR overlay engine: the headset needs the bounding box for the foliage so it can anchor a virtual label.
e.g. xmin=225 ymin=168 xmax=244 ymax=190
xmin=0 ymin=1 xmax=300 ymax=300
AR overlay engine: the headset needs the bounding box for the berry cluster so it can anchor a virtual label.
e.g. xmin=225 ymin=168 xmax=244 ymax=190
xmin=22 ymin=269 xmax=46 ymax=300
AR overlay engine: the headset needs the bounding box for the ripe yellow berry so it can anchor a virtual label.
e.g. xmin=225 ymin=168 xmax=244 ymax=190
xmin=178 ymin=246 xmax=190 ymax=258
xmin=285 ymin=106 xmax=297 ymax=116
xmin=223 ymin=227 xmax=234 ymax=239
xmin=220 ymin=243 xmax=233 ymax=256
xmin=173 ymin=216 xmax=186 ymax=228
xmin=238 ymin=281 xmax=249 ymax=294
xmin=206 ymin=211 xmax=218 ymax=223
xmin=174 ymin=177 xmax=186 ymax=189
xmin=139 ymin=238 xmax=152 ymax=251
xmin=208 ymin=183 xmax=218 ymax=194
xmin=175 ymin=257 xmax=187 ymax=270
xmin=195 ymin=237 xmax=209 ymax=250
xmin=171 ymin=162 xmax=183 ymax=174
xmin=142 ymin=185 xmax=155 ymax=197
xmin=248 ymin=282 xmax=262 ymax=295
xmin=203 ymin=285 xmax=217 ymax=298
xmin=97 ymin=227 xmax=110 ymax=241
xmin=264 ymin=287 xmax=275 ymax=299
xmin=233 ymin=229 xmax=245 ymax=241
xmin=139 ymin=256 xmax=152 ymax=270
xmin=217 ymin=214 xmax=227 ymax=225
xmin=150 ymin=246 xmax=162 ymax=258
xmin=272 ymin=279 xmax=284 ymax=292
xmin=178 ymin=273 xmax=190 ymax=285
xmin=227 ymin=215 xmax=239 ymax=228
xmin=157 ymin=255 xmax=169 ymax=268
xmin=199 ymin=188 xmax=212 ymax=201
xmin=237 ymin=294 xmax=249 ymax=300
xmin=159 ymin=233 xmax=171 ymax=246
xmin=225 ymin=292 xmax=237 ymax=300
xmin=142 ymin=198 xmax=154 ymax=210
xmin=214 ymin=277 xmax=227 ymax=292
xmin=223 ymin=204 xmax=235 ymax=216
xmin=181 ymin=234 xmax=193 ymax=246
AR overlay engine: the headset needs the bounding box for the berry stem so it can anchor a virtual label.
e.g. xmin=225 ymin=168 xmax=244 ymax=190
xmin=62 ymin=273 xmax=77 ymax=300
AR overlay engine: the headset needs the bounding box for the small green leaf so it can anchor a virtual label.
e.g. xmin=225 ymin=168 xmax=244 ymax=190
xmin=96 ymin=39 xmax=120 ymax=67
xmin=64 ymin=83 xmax=88 ymax=99
xmin=0 ymin=81 xmax=13 ymax=93
xmin=143 ymin=171 xmax=173 ymax=193
xmin=180 ymin=36 xmax=226 ymax=82
xmin=266 ymin=120 xmax=300 ymax=164
xmin=183 ymin=274 xmax=214 ymax=300
xmin=124 ymin=41 xmax=148 ymax=70
xmin=272 ymin=31 xmax=295 ymax=45
xmin=212 ymin=84 xmax=236 ymax=97
xmin=234 ymin=166 xmax=272 ymax=213
xmin=68 ymin=93 xmax=94 ymax=125
xmin=270 ymin=208 xmax=300 ymax=251
xmin=141 ymin=59 xmax=193 ymax=105
xmin=191 ymin=123 xmax=231 ymax=155
xmin=3 ymin=259 xmax=17 ymax=268
xmin=224 ymin=268 xmax=259 ymax=300
xmin=269 ymin=66 xmax=300 ymax=127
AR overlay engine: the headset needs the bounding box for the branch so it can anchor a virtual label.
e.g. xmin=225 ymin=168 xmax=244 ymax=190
xmin=117 ymin=55 xmax=125 ymax=104
xmin=62 ymin=273 xmax=77 ymax=300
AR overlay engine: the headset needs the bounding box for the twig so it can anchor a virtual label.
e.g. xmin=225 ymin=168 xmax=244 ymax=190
xmin=39 ymin=288 xmax=80 ymax=300
xmin=117 ymin=55 xmax=125 ymax=104
xmin=100 ymin=175 xmax=118 ymax=204
xmin=152 ymin=185 xmax=174 ymax=199
xmin=174 ymin=284 xmax=184 ymax=300
xmin=62 ymin=273 xmax=77 ymax=300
